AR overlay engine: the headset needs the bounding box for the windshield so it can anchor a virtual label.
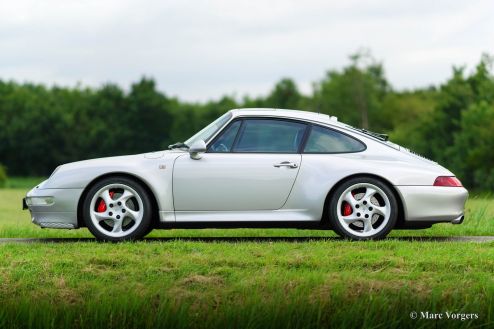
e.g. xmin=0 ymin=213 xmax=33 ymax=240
xmin=185 ymin=112 xmax=232 ymax=146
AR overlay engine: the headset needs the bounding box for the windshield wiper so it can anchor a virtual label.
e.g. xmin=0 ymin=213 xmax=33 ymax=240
xmin=168 ymin=142 xmax=189 ymax=150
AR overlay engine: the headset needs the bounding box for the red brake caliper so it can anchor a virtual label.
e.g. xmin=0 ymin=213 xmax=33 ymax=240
xmin=342 ymin=191 xmax=355 ymax=216
xmin=96 ymin=191 xmax=115 ymax=212
xmin=342 ymin=202 xmax=353 ymax=216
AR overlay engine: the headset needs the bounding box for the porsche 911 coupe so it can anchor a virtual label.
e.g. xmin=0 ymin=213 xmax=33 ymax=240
xmin=23 ymin=108 xmax=468 ymax=241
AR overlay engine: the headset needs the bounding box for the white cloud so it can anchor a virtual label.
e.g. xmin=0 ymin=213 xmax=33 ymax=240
xmin=0 ymin=0 xmax=493 ymax=101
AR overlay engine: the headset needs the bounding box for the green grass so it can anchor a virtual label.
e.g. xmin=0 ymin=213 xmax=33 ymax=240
xmin=0 ymin=188 xmax=493 ymax=328
xmin=3 ymin=176 xmax=47 ymax=189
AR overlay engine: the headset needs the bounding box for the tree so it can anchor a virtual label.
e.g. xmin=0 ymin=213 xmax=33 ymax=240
xmin=0 ymin=163 xmax=7 ymax=188
xmin=1 ymin=52 xmax=494 ymax=193
xmin=451 ymin=102 xmax=494 ymax=189
xmin=384 ymin=88 xmax=438 ymax=153
xmin=421 ymin=54 xmax=494 ymax=168
xmin=125 ymin=78 xmax=173 ymax=152
xmin=265 ymin=78 xmax=302 ymax=109
xmin=313 ymin=50 xmax=389 ymax=130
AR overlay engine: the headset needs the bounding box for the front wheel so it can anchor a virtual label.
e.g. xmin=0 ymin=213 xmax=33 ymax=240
xmin=329 ymin=177 xmax=398 ymax=240
xmin=83 ymin=177 xmax=153 ymax=241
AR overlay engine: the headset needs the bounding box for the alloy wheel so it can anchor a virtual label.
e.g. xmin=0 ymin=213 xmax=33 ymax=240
xmin=336 ymin=183 xmax=391 ymax=238
xmin=89 ymin=183 xmax=144 ymax=238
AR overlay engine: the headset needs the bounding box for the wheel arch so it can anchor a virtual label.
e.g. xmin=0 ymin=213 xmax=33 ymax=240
xmin=77 ymin=172 xmax=160 ymax=228
xmin=321 ymin=173 xmax=405 ymax=228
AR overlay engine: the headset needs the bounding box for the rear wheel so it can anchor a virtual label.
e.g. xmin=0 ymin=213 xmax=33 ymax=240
xmin=329 ymin=177 xmax=398 ymax=240
xmin=83 ymin=177 xmax=153 ymax=241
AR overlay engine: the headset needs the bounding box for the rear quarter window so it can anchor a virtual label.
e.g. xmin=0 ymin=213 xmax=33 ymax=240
xmin=304 ymin=126 xmax=365 ymax=153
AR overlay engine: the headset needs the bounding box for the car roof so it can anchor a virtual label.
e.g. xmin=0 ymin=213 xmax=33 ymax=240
xmin=229 ymin=108 xmax=342 ymax=127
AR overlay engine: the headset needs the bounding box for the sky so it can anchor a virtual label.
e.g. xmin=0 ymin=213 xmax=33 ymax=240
xmin=0 ymin=0 xmax=493 ymax=102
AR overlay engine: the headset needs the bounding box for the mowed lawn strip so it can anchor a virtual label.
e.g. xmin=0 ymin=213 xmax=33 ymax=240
xmin=0 ymin=240 xmax=493 ymax=328
xmin=0 ymin=188 xmax=493 ymax=328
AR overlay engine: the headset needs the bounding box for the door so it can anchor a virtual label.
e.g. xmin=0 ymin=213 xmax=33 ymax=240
xmin=172 ymin=118 xmax=307 ymax=211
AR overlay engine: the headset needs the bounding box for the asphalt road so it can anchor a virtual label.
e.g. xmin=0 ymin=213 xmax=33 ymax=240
xmin=0 ymin=236 xmax=493 ymax=243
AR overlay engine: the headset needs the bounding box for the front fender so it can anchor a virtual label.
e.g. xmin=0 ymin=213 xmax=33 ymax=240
xmin=42 ymin=153 xmax=180 ymax=214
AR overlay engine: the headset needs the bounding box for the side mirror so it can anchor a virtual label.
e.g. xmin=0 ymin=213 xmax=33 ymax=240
xmin=188 ymin=140 xmax=206 ymax=160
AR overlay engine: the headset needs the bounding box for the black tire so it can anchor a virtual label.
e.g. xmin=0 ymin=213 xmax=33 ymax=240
xmin=142 ymin=221 xmax=155 ymax=237
xmin=329 ymin=177 xmax=398 ymax=240
xmin=83 ymin=176 xmax=153 ymax=241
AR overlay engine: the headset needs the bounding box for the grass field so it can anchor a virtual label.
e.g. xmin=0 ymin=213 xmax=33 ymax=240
xmin=0 ymin=185 xmax=493 ymax=328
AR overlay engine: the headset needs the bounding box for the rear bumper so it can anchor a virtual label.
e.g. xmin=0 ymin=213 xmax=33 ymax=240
xmin=24 ymin=187 xmax=83 ymax=229
xmin=395 ymin=186 xmax=468 ymax=223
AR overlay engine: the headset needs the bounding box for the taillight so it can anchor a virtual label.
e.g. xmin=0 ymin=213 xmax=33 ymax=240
xmin=433 ymin=176 xmax=463 ymax=187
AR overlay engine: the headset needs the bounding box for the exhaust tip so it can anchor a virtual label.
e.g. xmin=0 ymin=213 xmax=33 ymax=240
xmin=452 ymin=215 xmax=464 ymax=225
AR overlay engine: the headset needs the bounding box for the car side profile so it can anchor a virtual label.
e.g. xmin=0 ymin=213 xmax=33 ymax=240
xmin=23 ymin=108 xmax=468 ymax=241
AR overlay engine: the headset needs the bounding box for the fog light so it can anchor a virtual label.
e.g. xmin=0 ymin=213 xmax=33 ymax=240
xmin=25 ymin=196 xmax=54 ymax=206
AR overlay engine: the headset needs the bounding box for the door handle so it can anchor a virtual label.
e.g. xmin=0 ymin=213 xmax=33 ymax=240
xmin=274 ymin=161 xmax=298 ymax=168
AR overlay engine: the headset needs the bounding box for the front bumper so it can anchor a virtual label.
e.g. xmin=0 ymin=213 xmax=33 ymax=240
xmin=396 ymin=185 xmax=469 ymax=223
xmin=24 ymin=186 xmax=84 ymax=229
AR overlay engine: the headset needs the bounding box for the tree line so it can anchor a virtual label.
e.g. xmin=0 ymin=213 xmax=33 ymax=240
xmin=0 ymin=52 xmax=493 ymax=191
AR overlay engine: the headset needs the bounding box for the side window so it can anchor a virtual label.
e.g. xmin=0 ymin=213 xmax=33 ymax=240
xmin=304 ymin=126 xmax=365 ymax=153
xmin=233 ymin=119 xmax=307 ymax=153
xmin=209 ymin=121 xmax=241 ymax=152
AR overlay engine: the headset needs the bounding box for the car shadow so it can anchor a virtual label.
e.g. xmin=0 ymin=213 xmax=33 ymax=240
xmin=0 ymin=236 xmax=493 ymax=243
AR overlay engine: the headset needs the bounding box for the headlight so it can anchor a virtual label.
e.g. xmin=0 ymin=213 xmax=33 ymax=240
xmin=25 ymin=196 xmax=54 ymax=206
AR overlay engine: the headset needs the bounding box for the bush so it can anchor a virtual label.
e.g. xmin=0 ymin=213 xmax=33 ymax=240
xmin=0 ymin=164 xmax=7 ymax=188
xmin=451 ymin=102 xmax=494 ymax=190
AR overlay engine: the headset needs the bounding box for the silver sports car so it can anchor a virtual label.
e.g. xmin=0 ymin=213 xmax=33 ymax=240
xmin=23 ymin=108 xmax=468 ymax=241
